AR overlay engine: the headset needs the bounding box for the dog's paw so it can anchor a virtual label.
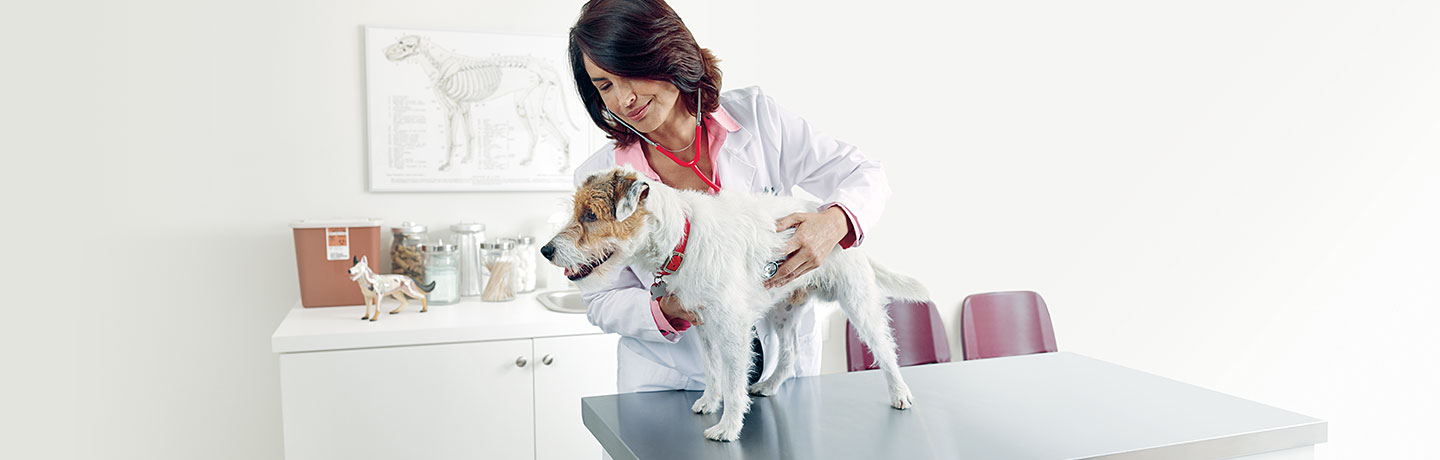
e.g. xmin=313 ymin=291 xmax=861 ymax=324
xmin=692 ymin=396 xmax=721 ymax=414
xmin=747 ymin=380 xmax=780 ymax=397
xmin=891 ymin=391 xmax=914 ymax=410
xmin=703 ymin=422 xmax=742 ymax=442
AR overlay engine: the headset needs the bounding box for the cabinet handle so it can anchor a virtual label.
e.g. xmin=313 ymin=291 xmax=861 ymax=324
xmin=541 ymin=354 xmax=554 ymax=366
xmin=515 ymin=356 xmax=529 ymax=368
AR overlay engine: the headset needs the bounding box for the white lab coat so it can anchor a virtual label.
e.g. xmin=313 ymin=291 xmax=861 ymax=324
xmin=574 ymin=86 xmax=892 ymax=393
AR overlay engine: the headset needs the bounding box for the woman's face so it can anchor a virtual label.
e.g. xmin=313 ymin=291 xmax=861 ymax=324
xmin=582 ymin=54 xmax=683 ymax=134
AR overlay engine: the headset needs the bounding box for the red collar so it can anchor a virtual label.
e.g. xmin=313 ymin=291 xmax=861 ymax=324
xmin=655 ymin=216 xmax=691 ymax=277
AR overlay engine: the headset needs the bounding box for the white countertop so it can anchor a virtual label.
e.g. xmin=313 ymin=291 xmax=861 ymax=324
xmin=271 ymin=291 xmax=602 ymax=354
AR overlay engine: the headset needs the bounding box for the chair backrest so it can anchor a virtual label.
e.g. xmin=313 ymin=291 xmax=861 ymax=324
xmin=960 ymin=290 xmax=1057 ymax=360
xmin=846 ymin=300 xmax=951 ymax=372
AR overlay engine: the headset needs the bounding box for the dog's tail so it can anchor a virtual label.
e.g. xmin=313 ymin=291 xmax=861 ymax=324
xmin=869 ymin=258 xmax=930 ymax=302
xmin=420 ymin=281 xmax=436 ymax=293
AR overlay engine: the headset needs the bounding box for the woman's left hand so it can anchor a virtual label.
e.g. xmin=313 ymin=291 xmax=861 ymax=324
xmin=766 ymin=206 xmax=850 ymax=289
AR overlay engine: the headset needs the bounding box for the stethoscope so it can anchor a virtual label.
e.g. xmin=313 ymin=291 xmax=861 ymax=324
xmin=605 ymin=89 xmax=722 ymax=193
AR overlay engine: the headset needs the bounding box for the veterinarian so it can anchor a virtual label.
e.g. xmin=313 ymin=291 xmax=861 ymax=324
xmin=568 ymin=0 xmax=891 ymax=393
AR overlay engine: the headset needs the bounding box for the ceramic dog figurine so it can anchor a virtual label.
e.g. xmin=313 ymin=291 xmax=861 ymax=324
xmin=542 ymin=167 xmax=929 ymax=442
xmin=348 ymin=255 xmax=435 ymax=321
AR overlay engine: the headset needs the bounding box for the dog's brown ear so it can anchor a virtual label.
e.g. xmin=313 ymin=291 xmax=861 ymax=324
xmin=614 ymin=175 xmax=650 ymax=222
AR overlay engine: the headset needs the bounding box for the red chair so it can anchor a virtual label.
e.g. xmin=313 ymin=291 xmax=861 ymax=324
xmin=959 ymin=291 xmax=1058 ymax=360
xmin=846 ymin=300 xmax=951 ymax=372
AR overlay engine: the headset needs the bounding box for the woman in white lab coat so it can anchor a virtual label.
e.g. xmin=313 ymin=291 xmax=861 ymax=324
xmin=567 ymin=0 xmax=892 ymax=393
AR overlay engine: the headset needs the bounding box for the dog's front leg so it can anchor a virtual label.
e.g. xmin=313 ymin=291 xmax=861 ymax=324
xmin=691 ymin=327 xmax=722 ymax=415
xmin=702 ymin=315 xmax=757 ymax=442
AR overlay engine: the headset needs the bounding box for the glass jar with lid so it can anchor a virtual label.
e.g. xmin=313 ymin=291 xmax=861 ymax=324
xmin=480 ymin=241 xmax=517 ymax=302
xmin=450 ymin=222 xmax=486 ymax=297
xmin=390 ymin=221 xmax=427 ymax=283
xmin=510 ymin=236 xmax=537 ymax=293
xmin=498 ymin=238 xmax=523 ymax=295
xmin=422 ymin=241 xmax=460 ymax=305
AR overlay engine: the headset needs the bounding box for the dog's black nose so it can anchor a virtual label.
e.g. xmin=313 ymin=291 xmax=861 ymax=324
xmin=540 ymin=243 xmax=555 ymax=261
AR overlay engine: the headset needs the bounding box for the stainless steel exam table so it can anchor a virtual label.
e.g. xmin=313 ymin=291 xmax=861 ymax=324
xmin=581 ymin=352 xmax=1325 ymax=460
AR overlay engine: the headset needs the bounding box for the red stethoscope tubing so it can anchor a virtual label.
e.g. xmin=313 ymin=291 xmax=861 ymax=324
xmin=652 ymin=121 xmax=721 ymax=193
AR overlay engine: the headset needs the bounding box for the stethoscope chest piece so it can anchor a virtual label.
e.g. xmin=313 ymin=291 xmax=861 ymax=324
xmin=762 ymin=260 xmax=781 ymax=279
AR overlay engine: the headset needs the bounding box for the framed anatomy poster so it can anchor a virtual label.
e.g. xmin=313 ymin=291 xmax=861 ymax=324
xmin=364 ymin=25 xmax=602 ymax=192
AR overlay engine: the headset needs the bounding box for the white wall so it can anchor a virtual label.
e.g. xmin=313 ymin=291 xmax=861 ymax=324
xmin=5 ymin=1 xmax=1435 ymax=459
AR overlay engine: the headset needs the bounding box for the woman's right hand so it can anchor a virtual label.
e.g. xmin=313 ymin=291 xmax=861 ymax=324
xmin=659 ymin=294 xmax=704 ymax=327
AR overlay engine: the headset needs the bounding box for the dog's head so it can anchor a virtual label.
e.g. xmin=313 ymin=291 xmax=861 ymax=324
xmin=541 ymin=167 xmax=654 ymax=288
xmin=348 ymin=255 xmax=370 ymax=281
xmin=384 ymin=35 xmax=421 ymax=62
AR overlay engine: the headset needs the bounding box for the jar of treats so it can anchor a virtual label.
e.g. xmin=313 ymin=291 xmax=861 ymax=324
xmin=390 ymin=222 xmax=428 ymax=283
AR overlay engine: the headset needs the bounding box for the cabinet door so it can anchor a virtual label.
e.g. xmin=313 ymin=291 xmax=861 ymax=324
xmin=533 ymin=334 xmax=620 ymax=460
xmin=280 ymin=339 xmax=534 ymax=460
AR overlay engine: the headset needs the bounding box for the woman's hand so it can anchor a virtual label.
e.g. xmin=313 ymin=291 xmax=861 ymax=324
xmin=659 ymin=294 xmax=703 ymax=327
xmin=765 ymin=206 xmax=850 ymax=289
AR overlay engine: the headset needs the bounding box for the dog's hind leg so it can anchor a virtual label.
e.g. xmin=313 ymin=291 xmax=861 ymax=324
xmin=389 ymin=292 xmax=408 ymax=315
xmin=749 ymin=297 xmax=804 ymax=396
xmin=397 ymin=283 xmax=430 ymax=312
xmin=833 ymin=281 xmax=914 ymax=409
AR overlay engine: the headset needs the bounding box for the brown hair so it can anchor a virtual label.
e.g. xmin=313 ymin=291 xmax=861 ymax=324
xmin=569 ymin=0 xmax=723 ymax=147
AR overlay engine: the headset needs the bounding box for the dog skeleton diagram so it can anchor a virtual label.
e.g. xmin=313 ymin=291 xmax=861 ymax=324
xmin=383 ymin=35 xmax=578 ymax=172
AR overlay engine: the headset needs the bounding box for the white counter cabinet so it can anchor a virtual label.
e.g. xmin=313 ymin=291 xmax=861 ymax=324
xmin=272 ymin=294 xmax=618 ymax=460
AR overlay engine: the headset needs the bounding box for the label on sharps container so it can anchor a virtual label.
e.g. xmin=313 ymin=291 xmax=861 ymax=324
xmin=326 ymin=228 xmax=350 ymax=261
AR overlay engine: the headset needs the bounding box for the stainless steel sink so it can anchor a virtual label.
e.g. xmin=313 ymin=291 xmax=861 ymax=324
xmin=538 ymin=289 xmax=587 ymax=314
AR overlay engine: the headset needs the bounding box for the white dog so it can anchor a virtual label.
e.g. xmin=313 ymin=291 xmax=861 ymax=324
xmin=541 ymin=167 xmax=929 ymax=442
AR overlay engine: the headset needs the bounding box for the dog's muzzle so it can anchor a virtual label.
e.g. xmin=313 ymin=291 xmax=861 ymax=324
xmin=565 ymin=250 xmax=613 ymax=281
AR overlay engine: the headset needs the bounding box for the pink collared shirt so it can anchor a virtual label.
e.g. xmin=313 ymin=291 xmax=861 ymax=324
xmin=611 ymin=106 xmax=736 ymax=190
xmin=624 ymin=107 xmax=865 ymax=338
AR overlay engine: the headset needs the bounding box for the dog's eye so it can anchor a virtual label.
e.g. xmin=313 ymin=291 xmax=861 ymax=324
xmin=581 ymin=210 xmax=597 ymax=223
